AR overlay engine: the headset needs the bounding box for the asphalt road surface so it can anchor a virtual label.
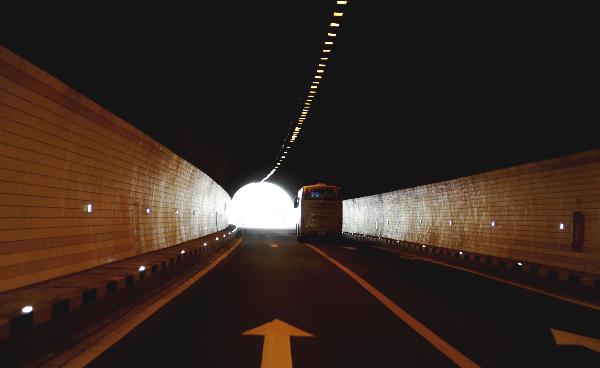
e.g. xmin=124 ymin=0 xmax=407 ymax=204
xmin=89 ymin=229 xmax=600 ymax=367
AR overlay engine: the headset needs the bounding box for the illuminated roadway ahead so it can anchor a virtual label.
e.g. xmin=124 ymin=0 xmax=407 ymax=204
xmin=89 ymin=229 xmax=600 ymax=367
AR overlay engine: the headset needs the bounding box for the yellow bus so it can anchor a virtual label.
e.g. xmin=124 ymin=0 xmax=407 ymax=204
xmin=294 ymin=183 xmax=342 ymax=240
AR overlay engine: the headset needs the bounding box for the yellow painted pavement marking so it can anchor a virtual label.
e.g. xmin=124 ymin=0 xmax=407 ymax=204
xmin=305 ymin=242 xmax=479 ymax=368
xmin=374 ymin=245 xmax=600 ymax=312
xmin=551 ymin=328 xmax=600 ymax=353
xmin=64 ymin=237 xmax=244 ymax=368
xmin=243 ymin=319 xmax=313 ymax=368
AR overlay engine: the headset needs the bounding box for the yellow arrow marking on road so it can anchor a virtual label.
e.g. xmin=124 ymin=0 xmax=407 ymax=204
xmin=551 ymin=328 xmax=600 ymax=353
xmin=243 ymin=319 xmax=313 ymax=368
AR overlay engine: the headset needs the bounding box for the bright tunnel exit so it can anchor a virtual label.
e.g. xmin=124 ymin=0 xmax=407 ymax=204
xmin=230 ymin=182 xmax=295 ymax=229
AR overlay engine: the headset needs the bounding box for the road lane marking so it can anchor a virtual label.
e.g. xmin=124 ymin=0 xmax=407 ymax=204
xmin=63 ymin=237 xmax=244 ymax=368
xmin=374 ymin=245 xmax=600 ymax=312
xmin=271 ymin=244 xmax=279 ymax=248
xmin=551 ymin=328 xmax=600 ymax=353
xmin=243 ymin=319 xmax=313 ymax=368
xmin=305 ymin=242 xmax=479 ymax=368
xmin=341 ymin=246 xmax=358 ymax=251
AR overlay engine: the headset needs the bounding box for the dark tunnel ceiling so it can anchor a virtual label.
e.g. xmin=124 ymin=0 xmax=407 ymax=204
xmin=1 ymin=2 xmax=597 ymax=199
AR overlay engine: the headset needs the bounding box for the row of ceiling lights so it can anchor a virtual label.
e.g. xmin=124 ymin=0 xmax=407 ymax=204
xmin=262 ymin=0 xmax=349 ymax=182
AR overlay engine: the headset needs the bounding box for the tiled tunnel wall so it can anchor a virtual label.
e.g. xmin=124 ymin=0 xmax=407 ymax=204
xmin=0 ymin=46 xmax=230 ymax=292
xmin=343 ymin=149 xmax=600 ymax=276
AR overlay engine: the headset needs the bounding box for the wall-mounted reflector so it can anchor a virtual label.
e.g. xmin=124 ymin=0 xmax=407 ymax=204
xmin=180 ymin=250 xmax=185 ymax=254
xmin=139 ymin=266 xmax=146 ymax=272
xmin=175 ymin=209 xmax=179 ymax=215
xmin=22 ymin=305 xmax=33 ymax=314
xmin=85 ymin=203 xmax=92 ymax=213
xmin=146 ymin=208 xmax=151 ymax=214
xmin=559 ymin=222 xmax=565 ymax=230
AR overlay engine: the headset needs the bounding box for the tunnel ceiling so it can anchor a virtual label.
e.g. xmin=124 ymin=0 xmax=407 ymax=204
xmin=1 ymin=3 xmax=597 ymax=199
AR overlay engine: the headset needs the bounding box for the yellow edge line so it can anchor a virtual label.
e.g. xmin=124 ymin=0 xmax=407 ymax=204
xmin=64 ymin=237 xmax=244 ymax=368
xmin=374 ymin=245 xmax=600 ymax=312
xmin=305 ymin=242 xmax=479 ymax=368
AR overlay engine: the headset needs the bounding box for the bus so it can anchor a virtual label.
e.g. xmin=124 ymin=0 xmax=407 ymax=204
xmin=294 ymin=183 xmax=342 ymax=240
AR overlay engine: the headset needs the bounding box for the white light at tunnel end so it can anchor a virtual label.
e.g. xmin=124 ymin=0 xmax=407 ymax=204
xmin=216 ymin=237 xmax=219 ymax=241
xmin=138 ymin=266 xmax=146 ymax=272
xmin=203 ymin=242 xmax=207 ymax=247
xmin=230 ymin=182 xmax=295 ymax=229
xmin=180 ymin=250 xmax=185 ymax=254
xmin=22 ymin=305 xmax=33 ymax=314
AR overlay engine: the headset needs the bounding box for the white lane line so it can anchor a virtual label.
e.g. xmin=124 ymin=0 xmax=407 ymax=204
xmin=305 ymin=242 xmax=479 ymax=368
xmin=64 ymin=237 xmax=244 ymax=368
xmin=374 ymin=245 xmax=600 ymax=312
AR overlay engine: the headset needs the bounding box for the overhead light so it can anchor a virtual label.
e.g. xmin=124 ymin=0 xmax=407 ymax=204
xmin=328 ymin=33 xmax=337 ymax=37
xmin=323 ymin=49 xmax=331 ymax=53
xmin=309 ymin=91 xmax=316 ymax=94
xmin=318 ymin=64 xmax=326 ymax=67
xmin=281 ymin=155 xmax=286 ymax=158
xmin=310 ymin=85 xmax=317 ymax=89
xmin=317 ymin=69 xmax=324 ymax=73
xmin=203 ymin=242 xmax=207 ymax=246
xmin=330 ymin=22 xmax=340 ymax=27
xmin=216 ymin=237 xmax=219 ymax=240
xmin=325 ymin=41 xmax=333 ymax=45
xmin=180 ymin=250 xmax=185 ymax=254
xmin=321 ymin=57 xmax=329 ymax=60
xmin=333 ymin=12 xmax=344 ymax=17
xmin=139 ymin=266 xmax=146 ymax=272
xmin=315 ymin=75 xmax=322 ymax=79
xmin=337 ymin=1 xmax=348 ymax=4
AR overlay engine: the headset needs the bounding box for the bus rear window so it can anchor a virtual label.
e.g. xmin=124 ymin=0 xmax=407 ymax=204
xmin=306 ymin=187 xmax=340 ymax=200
